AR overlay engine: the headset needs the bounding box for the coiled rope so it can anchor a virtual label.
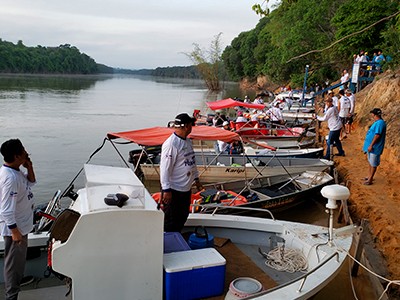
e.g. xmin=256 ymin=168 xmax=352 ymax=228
xmin=263 ymin=246 xmax=308 ymax=273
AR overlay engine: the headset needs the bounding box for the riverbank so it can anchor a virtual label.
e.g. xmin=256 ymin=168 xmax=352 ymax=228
xmin=314 ymin=68 xmax=400 ymax=298
xmin=333 ymin=128 xmax=399 ymax=298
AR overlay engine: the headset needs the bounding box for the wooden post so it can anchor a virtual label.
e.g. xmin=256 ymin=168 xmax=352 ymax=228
xmin=337 ymin=198 xmax=351 ymax=225
xmin=351 ymin=218 xmax=368 ymax=277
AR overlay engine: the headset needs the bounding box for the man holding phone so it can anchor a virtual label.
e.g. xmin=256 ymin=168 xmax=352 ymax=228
xmin=0 ymin=139 xmax=36 ymax=300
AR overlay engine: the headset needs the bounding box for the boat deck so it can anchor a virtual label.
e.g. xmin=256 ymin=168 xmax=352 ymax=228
xmin=0 ymin=236 xmax=300 ymax=299
xmin=0 ymin=277 xmax=70 ymax=300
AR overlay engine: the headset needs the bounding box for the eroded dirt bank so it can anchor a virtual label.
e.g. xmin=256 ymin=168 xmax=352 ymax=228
xmin=249 ymin=68 xmax=400 ymax=296
xmin=316 ymin=68 xmax=400 ymax=297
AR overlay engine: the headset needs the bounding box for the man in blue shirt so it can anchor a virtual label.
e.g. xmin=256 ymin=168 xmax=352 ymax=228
xmin=362 ymin=108 xmax=386 ymax=185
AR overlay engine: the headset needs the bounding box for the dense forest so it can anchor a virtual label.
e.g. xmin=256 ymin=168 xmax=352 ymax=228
xmin=116 ymin=66 xmax=201 ymax=79
xmin=223 ymin=0 xmax=400 ymax=86
xmin=0 ymin=39 xmax=113 ymax=74
xmin=0 ymin=38 xmax=199 ymax=77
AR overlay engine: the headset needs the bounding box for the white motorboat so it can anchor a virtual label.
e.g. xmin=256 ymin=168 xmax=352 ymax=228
xmin=137 ymin=155 xmax=332 ymax=184
xmin=0 ymin=162 xmax=356 ymax=300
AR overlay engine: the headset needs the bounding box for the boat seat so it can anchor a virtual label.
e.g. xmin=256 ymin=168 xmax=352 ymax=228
xmin=49 ymin=209 xmax=81 ymax=243
xmin=244 ymin=147 xmax=257 ymax=156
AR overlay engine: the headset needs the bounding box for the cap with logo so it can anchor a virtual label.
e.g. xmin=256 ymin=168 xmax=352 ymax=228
xmin=174 ymin=113 xmax=196 ymax=127
xmin=370 ymin=108 xmax=382 ymax=116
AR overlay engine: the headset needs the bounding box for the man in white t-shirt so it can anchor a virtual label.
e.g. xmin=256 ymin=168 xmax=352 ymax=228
xmin=0 ymin=139 xmax=36 ymax=300
xmin=266 ymin=103 xmax=284 ymax=126
xmin=217 ymin=121 xmax=231 ymax=153
xmin=235 ymin=111 xmax=248 ymax=123
xmin=339 ymin=69 xmax=349 ymax=91
xmin=338 ymin=90 xmax=351 ymax=138
xmin=316 ymin=98 xmax=345 ymax=159
xmin=160 ymin=113 xmax=203 ymax=232
xmin=253 ymin=96 xmax=264 ymax=105
xmin=345 ymin=89 xmax=355 ymax=134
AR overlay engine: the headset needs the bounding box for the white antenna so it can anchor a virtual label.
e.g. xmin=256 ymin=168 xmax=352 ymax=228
xmin=320 ymin=184 xmax=350 ymax=246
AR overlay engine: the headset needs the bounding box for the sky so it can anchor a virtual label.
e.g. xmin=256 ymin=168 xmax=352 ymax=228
xmin=1 ymin=1 xmax=267 ymax=69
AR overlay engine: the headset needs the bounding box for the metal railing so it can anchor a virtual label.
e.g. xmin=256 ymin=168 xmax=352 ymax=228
xmin=246 ymin=251 xmax=341 ymax=298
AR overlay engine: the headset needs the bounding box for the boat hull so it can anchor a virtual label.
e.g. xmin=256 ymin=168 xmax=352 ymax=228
xmin=196 ymin=171 xmax=334 ymax=213
xmin=140 ymin=156 xmax=332 ymax=183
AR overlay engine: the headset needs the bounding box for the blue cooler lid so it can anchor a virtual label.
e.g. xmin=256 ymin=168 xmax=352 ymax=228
xmin=163 ymin=248 xmax=226 ymax=273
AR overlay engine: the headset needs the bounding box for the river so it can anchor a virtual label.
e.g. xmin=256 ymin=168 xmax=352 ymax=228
xmin=0 ymin=74 xmax=375 ymax=299
xmin=0 ymin=74 xmax=244 ymax=203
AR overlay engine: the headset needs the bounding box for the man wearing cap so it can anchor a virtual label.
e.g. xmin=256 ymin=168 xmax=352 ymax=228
xmin=327 ymin=90 xmax=338 ymax=108
xmin=160 ymin=113 xmax=203 ymax=232
xmin=0 ymin=139 xmax=36 ymax=300
xmin=316 ymin=98 xmax=345 ymax=159
xmin=362 ymin=108 xmax=386 ymax=185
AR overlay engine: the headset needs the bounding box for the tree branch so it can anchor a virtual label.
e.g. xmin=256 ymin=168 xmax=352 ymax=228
xmin=286 ymin=10 xmax=400 ymax=63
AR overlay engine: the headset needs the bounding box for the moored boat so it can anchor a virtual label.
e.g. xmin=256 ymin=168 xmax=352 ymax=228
xmin=189 ymin=170 xmax=334 ymax=213
xmin=136 ymin=152 xmax=332 ymax=183
xmin=202 ymin=98 xmax=314 ymax=140
xmin=110 ymin=126 xmax=332 ymax=183
xmin=0 ymin=163 xmax=356 ymax=300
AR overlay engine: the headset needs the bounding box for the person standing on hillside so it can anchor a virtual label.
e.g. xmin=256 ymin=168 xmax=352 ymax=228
xmin=339 ymin=69 xmax=349 ymax=91
xmin=327 ymin=90 xmax=338 ymax=108
xmin=0 ymin=139 xmax=36 ymax=300
xmin=316 ymin=98 xmax=345 ymax=159
xmin=345 ymin=89 xmax=356 ymax=135
xmin=338 ymin=89 xmax=351 ymax=139
xmin=362 ymin=108 xmax=386 ymax=186
xmin=160 ymin=113 xmax=203 ymax=232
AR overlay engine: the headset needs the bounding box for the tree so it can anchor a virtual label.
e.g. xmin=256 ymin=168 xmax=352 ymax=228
xmin=184 ymin=33 xmax=224 ymax=91
xmin=222 ymin=17 xmax=270 ymax=80
xmin=331 ymin=0 xmax=399 ymax=59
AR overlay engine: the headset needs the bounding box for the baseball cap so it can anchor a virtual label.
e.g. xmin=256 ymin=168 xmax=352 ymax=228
xmin=345 ymin=89 xmax=352 ymax=94
xmin=370 ymin=108 xmax=382 ymax=116
xmin=327 ymin=90 xmax=334 ymax=94
xmin=222 ymin=121 xmax=229 ymax=126
xmin=174 ymin=113 xmax=196 ymax=127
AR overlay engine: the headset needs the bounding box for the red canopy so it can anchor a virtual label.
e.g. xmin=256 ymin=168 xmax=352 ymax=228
xmin=206 ymin=98 xmax=265 ymax=110
xmin=107 ymin=125 xmax=240 ymax=146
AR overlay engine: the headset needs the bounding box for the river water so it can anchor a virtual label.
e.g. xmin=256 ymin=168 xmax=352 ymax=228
xmin=0 ymin=74 xmax=241 ymax=202
xmin=0 ymin=74 xmax=374 ymax=299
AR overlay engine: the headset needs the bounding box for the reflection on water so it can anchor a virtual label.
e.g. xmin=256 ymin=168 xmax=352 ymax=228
xmin=0 ymin=74 xmax=111 ymax=95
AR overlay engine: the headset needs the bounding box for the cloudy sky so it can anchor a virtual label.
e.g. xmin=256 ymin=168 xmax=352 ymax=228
xmin=1 ymin=1 xmax=266 ymax=69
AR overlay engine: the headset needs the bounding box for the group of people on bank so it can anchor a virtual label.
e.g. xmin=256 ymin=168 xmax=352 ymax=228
xmin=315 ymin=91 xmax=386 ymax=186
